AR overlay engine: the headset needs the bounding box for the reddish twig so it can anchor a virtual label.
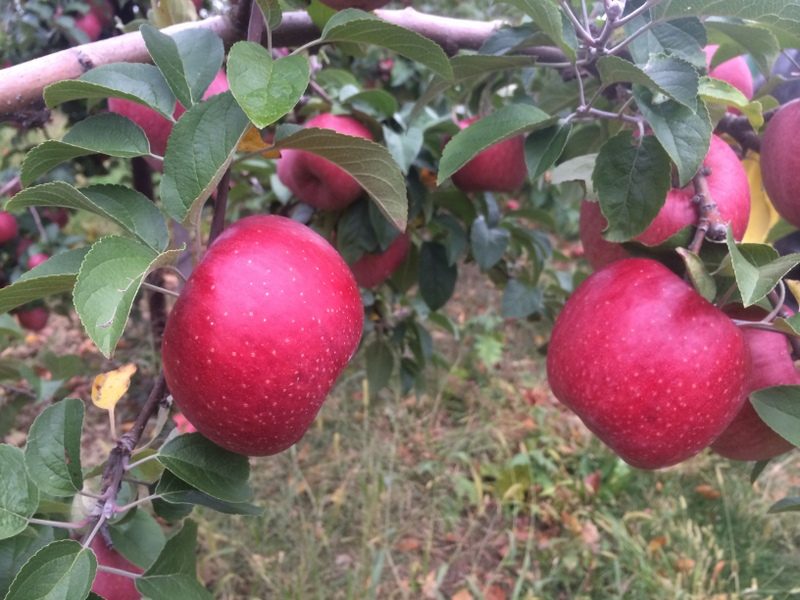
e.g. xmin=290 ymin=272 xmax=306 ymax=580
xmin=208 ymin=168 xmax=231 ymax=246
xmin=688 ymin=166 xmax=727 ymax=253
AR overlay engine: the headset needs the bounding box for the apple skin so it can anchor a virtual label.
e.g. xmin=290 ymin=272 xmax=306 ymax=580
xmin=74 ymin=0 xmax=113 ymax=42
xmin=580 ymin=134 xmax=750 ymax=269
xmin=161 ymin=215 xmax=364 ymax=456
xmin=704 ymin=45 xmax=754 ymax=101
xmin=450 ymin=117 xmax=527 ymax=194
xmin=710 ymin=307 xmax=797 ymax=461
xmin=0 ymin=212 xmax=18 ymax=244
xmin=318 ymin=0 xmax=390 ymax=8
xmin=760 ymin=99 xmax=800 ymax=229
xmin=16 ymin=307 xmax=49 ymax=332
xmin=277 ymin=113 xmax=374 ymax=211
xmin=546 ymin=258 xmax=749 ymax=469
xmin=90 ymin=536 xmax=143 ymax=600
xmin=350 ymin=232 xmax=411 ymax=288
xmin=108 ymin=70 xmax=229 ymax=159
xmin=27 ymin=252 xmax=49 ymax=269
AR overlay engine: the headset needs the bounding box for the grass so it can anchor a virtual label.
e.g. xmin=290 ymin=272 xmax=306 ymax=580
xmin=192 ymin=269 xmax=800 ymax=599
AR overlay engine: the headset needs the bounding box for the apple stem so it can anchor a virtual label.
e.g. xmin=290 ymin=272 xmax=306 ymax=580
xmin=688 ymin=167 xmax=727 ymax=254
xmin=208 ymin=167 xmax=231 ymax=246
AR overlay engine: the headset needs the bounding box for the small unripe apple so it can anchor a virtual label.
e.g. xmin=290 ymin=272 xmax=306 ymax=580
xmin=161 ymin=215 xmax=363 ymax=456
xmin=90 ymin=536 xmax=143 ymax=600
xmin=450 ymin=116 xmax=527 ymax=193
xmin=16 ymin=307 xmax=49 ymax=332
xmin=350 ymin=232 xmax=411 ymax=288
xmin=546 ymin=258 xmax=749 ymax=469
xmin=760 ymin=99 xmax=800 ymax=228
xmin=27 ymin=252 xmax=49 ymax=269
xmin=0 ymin=211 xmax=18 ymax=244
xmin=704 ymin=45 xmax=754 ymax=101
xmin=318 ymin=0 xmax=390 ymax=9
xmin=580 ymin=135 xmax=750 ymax=269
xmin=276 ymin=113 xmax=374 ymax=211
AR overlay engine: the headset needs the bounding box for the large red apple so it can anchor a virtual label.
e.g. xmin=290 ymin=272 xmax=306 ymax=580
xmin=350 ymin=232 xmax=411 ymax=288
xmin=546 ymin=258 xmax=749 ymax=469
xmin=276 ymin=113 xmax=373 ymax=211
xmin=108 ymin=70 xmax=229 ymax=159
xmin=318 ymin=0 xmax=390 ymax=8
xmin=580 ymin=134 xmax=750 ymax=269
xmin=90 ymin=536 xmax=143 ymax=600
xmin=760 ymin=99 xmax=800 ymax=228
xmin=704 ymin=45 xmax=754 ymax=101
xmin=161 ymin=215 xmax=363 ymax=456
xmin=0 ymin=211 xmax=18 ymax=243
xmin=710 ymin=307 xmax=797 ymax=461
xmin=450 ymin=116 xmax=527 ymax=193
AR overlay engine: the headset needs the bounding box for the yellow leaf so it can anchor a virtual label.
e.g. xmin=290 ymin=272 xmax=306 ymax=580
xmin=237 ymin=126 xmax=281 ymax=158
xmin=91 ymin=363 xmax=138 ymax=411
xmin=743 ymin=153 xmax=780 ymax=243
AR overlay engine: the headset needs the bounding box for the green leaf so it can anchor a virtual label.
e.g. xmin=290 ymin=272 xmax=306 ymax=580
xmin=751 ymin=459 xmax=770 ymax=484
xmin=470 ymin=216 xmax=509 ymax=271
xmin=160 ymin=92 xmax=250 ymax=225
xmin=499 ymin=0 xmax=577 ymax=61
xmin=597 ymin=54 xmax=698 ymax=109
xmin=382 ymin=126 xmax=423 ymax=174
xmin=634 ymin=85 xmax=712 ymax=186
xmin=0 ymin=314 xmax=23 ymax=339
xmin=502 ymin=279 xmax=543 ymax=319
xmin=705 ymin=19 xmax=779 ymax=75
xmin=654 ymin=1 xmax=800 ymax=26
xmin=438 ymin=104 xmax=552 ymax=185
xmin=320 ymin=9 xmax=453 ymax=80
xmin=254 ymin=0 xmax=282 ymax=29
xmin=550 ymin=153 xmax=597 ymax=189
xmin=627 ymin=17 xmax=706 ymax=69
xmin=698 ymin=77 xmax=764 ymax=128
xmin=109 ymin=509 xmax=166 ymax=569
xmin=725 ymin=234 xmax=800 ymax=306
xmin=768 ymin=496 xmax=800 ymax=514
xmin=524 ymin=123 xmax=571 ymax=180
xmin=137 ymin=520 xmax=212 ymax=600
xmin=157 ymin=433 xmax=252 ymax=504
xmin=156 ymin=470 xmax=263 ymax=516
xmin=5 ymin=539 xmax=95 ymax=600
xmin=21 ymin=114 xmax=150 ymax=186
xmin=73 ymin=237 xmax=181 ymax=357
xmin=343 ymin=89 xmax=399 ymax=119
xmin=275 ymin=126 xmax=407 ymax=231
xmin=751 ymin=385 xmax=800 ymax=447
xmin=43 ymin=63 xmax=176 ymax=119
xmin=23 ymin=399 xmax=83 ymax=497
xmin=0 ymin=248 xmax=88 ymax=316
xmin=419 ymin=242 xmax=457 ymax=311
xmin=592 ymin=132 xmax=672 ymax=242
xmin=0 ymin=446 xmax=39 ymax=540
xmin=365 ymin=339 xmax=393 ymax=394
xmin=8 ymin=182 xmax=169 ymax=252
xmin=676 ymin=248 xmax=717 ymax=302
xmin=228 ymin=43 xmax=309 ymax=129
xmin=140 ymin=24 xmax=224 ymax=108
xmin=0 ymin=526 xmax=55 ymax=598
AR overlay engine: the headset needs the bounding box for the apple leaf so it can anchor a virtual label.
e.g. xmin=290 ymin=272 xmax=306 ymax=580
xmin=160 ymin=92 xmax=250 ymax=225
xmin=136 ymin=520 xmax=212 ymax=600
xmin=698 ymin=77 xmax=764 ymax=129
xmin=725 ymin=233 xmax=800 ymax=306
xmin=274 ymin=125 xmax=408 ymax=231
xmin=156 ymin=470 xmax=263 ymax=516
xmin=43 ymin=63 xmax=176 ymax=119
xmin=23 ymin=398 xmax=83 ymax=497
xmin=73 ymin=237 xmax=182 ymax=357
xmin=768 ymin=496 xmax=800 ymax=514
xmin=470 ymin=216 xmax=509 ymax=271
xmin=705 ymin=20 xmax=779 ymax=75
xmin=525 ymin=123 xmax=572 ymax=181
xmin=342 ymin=89 xmax=399 ymax=120
xmin=419 ymin=241 xmax=457 ymax=311
xmin=750 ymin=459 xmax=770 ymax=484
xmin=627 ymin=16 xmax=707 ymax=69
xmin=597 ymin=54 xmax=698 ymax=109
xmin=108 ymin=510 xmax=166 ymax=570
xmin=366 ymin=339 xmax=393 ymax=395
xmin=750 ymin=385 xmax=800 ymax=447
xmin=382 ymin=125 xmax=424 ymax=174
xmin=228 ymin=42 xmax=309 ymax=129
xmin=676 ymin=248 xmax=717 ymax=302
xmin=497 ymin=0 xmax=577 ymax=61
xmin=438 ymin=104 xmax=553 ymax=185
xmin=0 ymin=248 xmax=89 ymax=315
xmin=320 ymin=9 xmax=453 ymax=80
xmin=157 ymin=433 xmax=252 ymax=504
xmin=21 ymin=114 xmax=150 ymax=186
xmin=254 ymin=0 xmax=282 ymax=29
xmin=140 ymin=24 xmax=223 ymax=109
xmin=0 ymin=446 xmax=39 ymax=541
xmin=0 ymin=527 xmax=56 ymax=598
xmin=7 ymin=182 xmax=169 ymax=252
xmin=592 ymin=132 xmax=672 ymax=242
xmin=551 ymin=153 xmax=598 ymax=191
xmin=4 ymin=539 xmax=95 ymax=600
xmin=502 ymin=279 xmax=543 ymax=319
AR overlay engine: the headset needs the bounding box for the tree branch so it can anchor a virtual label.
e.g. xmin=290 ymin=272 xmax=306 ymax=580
xmin=688 ymin=167 xmax=726 ymax=253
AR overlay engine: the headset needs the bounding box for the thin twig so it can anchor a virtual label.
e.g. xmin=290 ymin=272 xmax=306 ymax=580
xmin=560 ymin=0 xmax=595 ymax=44
xmin=208 ymin=167 xmax=231 ymax=246
xmin=763 ymin=280 xmax=786 ymax=324
xmin=28 ymin=207 xmax=48 ymax=243
xmin=615 ymin=0 xmax=662 ymax=27
xmin=606 ymin=19 xmax=655 ymax=54
xmin=768 ymin=289 xmax=800 ymax=359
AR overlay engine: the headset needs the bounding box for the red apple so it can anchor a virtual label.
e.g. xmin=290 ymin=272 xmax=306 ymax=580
xmin=276 ymin=113 xmax=374 ymax=211
xmin=350 ymin=232 xmax=411 ymax=288
xmin=161 ymin=215 xmax=363 ymax=456
xmin=449 ymin=116 xmax=527 ymax=194
xmin=318 ymin=0 xmax=390 ymax=9
xmin=704 ymin=45 xmax=754 ymax=101
xmin=580 ymin=134 xmax=750 ymax=269
xmin=0 ymin=211 xmax=18 ymax=244
xmin=108 ymin=70 xmax=229 ymax=159
xmin=710 ymin=306 xmax=797 ymax=461
xmin=74 ymin=0 xmax=113 ymax=42
xmin=43 ymin=208 xmax=69 ymax=228
xmin=761 ymin=99 xmax=800 ymax=228
xmin=16 ymin=307 xmax=49 ymax=332
xmin=546 ymin=258 xmax=749 ymax=469
xmin=90 ymin=536 xmax=143 ymax=600
xmin=27 ymin=252 xmax=49 ymax=270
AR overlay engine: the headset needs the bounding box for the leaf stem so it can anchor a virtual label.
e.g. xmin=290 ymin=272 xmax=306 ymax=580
xmin=97 ymin=565 xmax=141 ymax=580
xmin=606 ymin=19 xmax=655 ymax=54
xmin=614 ymin=0 xmax=662 ymax=28
xmin=125 ymin=453 xmax=159 ymax=472
xmin=114 ymin=493 xmax=161 ymax=513
xmin=560 ymin=0 xmax=595 ymax=45
xmin=28 ymin=517 xmax=89 ymax=529
xmin=141 ymin=282 xmax=180 ymax=298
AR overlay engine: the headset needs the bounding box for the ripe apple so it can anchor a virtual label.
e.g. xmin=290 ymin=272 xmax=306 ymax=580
xmin=760 ymin=99 xmax=800 ymax=228
xmin=90 ymin=536 xmax=143 ymax=600
xmin=27 ymin=252 xmax=49 ymax=269
xmin=710 ymin=306 xmax=797 ymax=461
xmin=276 ymin=113 xmax=374 ymax=211
xmin=16 ymin=307 xmax=49 ymax=332
xmin=450 ymin=116 xmax=527 ymax=193
xmin=42 ymin=208 xmax=69 ymax=229
xmin=350 ymin=232 xmax=411 ymax=288
xmin=546 ymin=258 xmax=749 ymax=469
xmin=161 ymin=215 xmax=363 ymax=456
xmin=108 ymin=70 xmax=229 ymax=159
xmin=704 ymin=45 xmax=754 ymax=101
xmin=318 ymin=0 xmax=390 ymax=8
xmin=580 ymin=134 xmax=750 ymax=269
xmin=0 ymin=211 xmax=18 ymax=244
xmin=74 ymin=0 xmax=113 ymax=42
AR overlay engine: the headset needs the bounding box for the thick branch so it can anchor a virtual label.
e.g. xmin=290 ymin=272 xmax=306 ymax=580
xmin=688 ymin=167 xmax=726 ymax=253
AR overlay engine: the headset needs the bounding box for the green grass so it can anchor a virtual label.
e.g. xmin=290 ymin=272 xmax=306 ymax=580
xmin=195 ymin=287 xmax=800 ymax=599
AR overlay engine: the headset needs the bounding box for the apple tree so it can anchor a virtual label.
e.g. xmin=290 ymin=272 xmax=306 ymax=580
xmin=1 ymin=0 xmax=800 ymax=596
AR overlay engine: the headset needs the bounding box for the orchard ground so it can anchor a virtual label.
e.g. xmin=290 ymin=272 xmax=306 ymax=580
xmin=4 ymin=263 xmax=800 ymax=599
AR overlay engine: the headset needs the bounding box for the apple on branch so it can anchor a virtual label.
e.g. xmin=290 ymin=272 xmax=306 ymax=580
xmin=89 ymin=535 xmax=143 ymax=600
xmin=349 ymin=232 xmax=412 ymax=288
xmin=0 ymin=211 xmax=18 ymax=244
xmin=704 ymin=45 xmax=754 ymax=101
xmin=760 ymin=99 xmax=800 ymax=229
